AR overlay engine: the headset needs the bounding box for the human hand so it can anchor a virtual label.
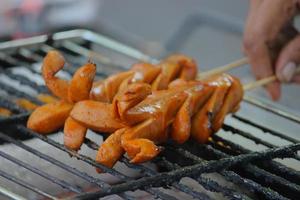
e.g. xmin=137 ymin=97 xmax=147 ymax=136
xmin=243 ymin=0 xmax=300 ymax=100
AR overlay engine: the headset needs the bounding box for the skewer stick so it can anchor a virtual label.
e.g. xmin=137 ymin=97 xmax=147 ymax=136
xmin=199 ymin=56 xmax=300 ymax=91
xmin=243 ymin=67 xmax=300 ymax=91
xmin=197 ymin=57 xmax=248 ymax=79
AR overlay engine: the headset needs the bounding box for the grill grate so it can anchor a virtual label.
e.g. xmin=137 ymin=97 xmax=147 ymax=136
xmin=0 ymin=30 xmax=299 ymax=200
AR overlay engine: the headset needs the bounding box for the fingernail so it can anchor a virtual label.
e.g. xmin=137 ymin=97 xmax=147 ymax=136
xmin=280 ymin=62 xmax=296 ymax=82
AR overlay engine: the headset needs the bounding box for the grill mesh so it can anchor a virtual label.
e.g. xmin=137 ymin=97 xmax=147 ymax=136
xmin=0 ymin=30 xmax=299 ymax=200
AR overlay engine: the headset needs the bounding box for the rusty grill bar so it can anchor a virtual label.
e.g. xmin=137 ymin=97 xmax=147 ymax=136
xmin=0 ymin=30 xmax=299 ymax=200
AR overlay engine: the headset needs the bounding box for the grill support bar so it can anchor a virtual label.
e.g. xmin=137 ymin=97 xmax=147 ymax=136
xmin=166 ymin=145 xmax=287 ymax=200
xmin=211 ymin=136 xmax=300 ymax=199
xmin=16 ymin=126 xmax=180 ymax=200
xmin=85 ymin=137 xmax=213 ymax=200
xmin=233 ymin=114 xmax=300 ymax=144
xmin=0 ymin=150 xmax=82 ymax=193
xmin=70 ymin=143 xmax=300 ymax=199
xmin=0 ymin=132 xmax=110 ymax=189
xmin=223 ymin=124 xmax=300 ymax=161
xmin=0 ymin=169 xmax=56 ymax=199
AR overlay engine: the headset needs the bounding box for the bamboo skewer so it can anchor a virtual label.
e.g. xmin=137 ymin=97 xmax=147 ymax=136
xmin=197 ymin=57 xmax=248 ymax=79
xmin=243 ymin=66 xmax=300 ymax=91
xmin=243 ymin=76 xmax=277 ymax=91
xmin=199 ymin=56 xmax=300 ymax=91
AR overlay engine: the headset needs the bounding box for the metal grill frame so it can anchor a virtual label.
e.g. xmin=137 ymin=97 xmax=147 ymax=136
xmin=0 ymin=29 xmax=299 ymax=200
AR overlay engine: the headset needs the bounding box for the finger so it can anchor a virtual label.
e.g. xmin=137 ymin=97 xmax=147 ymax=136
xmin=242 ymin=0 xmax=262 ymax=54
xmin=291 ymin=75 xmax=300 ymax=83
xmin=247 ymin=0 xmax=261 ymax=19
xmin=292 ymin=75 xmax=300 ymax=84
xmin=244 ymin=0 xmax=296 ymax=55
xmin=247 ymin=39 xmax=281 ymax=100
xmin=249 ymin=0 xmax=261 ymax=9
xmin=247 ymin=0 xmax=262 ymax=22
xmin=256 ymin=0 xmax=297 ymax=42
xmin=244 ymin=0 xmax=297 ymax=57
xmin=276 ymin=35 xmax=300 ymax=82
xmin=246 ymin=0 xmax=262 ymax=24
xmin=243 ymin=0 xmax=297 ymax=55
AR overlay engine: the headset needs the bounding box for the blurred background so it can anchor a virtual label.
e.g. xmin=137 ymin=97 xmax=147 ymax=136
xmin=0 ymin=0 xmax=246 ymax=56
xmin=0 ymin=0 xmax=299 ymax=115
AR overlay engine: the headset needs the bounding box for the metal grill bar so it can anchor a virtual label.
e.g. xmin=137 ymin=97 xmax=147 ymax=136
xmin=76 ymin=30 xmax=154 ymax=62
xmin=0 ymin=134 xmax=136 ymax=200
xmin=0 ymin=169 xmax=56 ymax=199
xmin=15 ymin=126 xmax=182 ymax=200
xmin=70 ymin=144 xmax=300 ymax=199
xmin=122 ymin=157 xmax=212 ymax=200
xmin=0 ymin=52 xmax=32 ymax=68
xmin=211 ymin=136 xmax=300 ymax=199
xmin=16 ymin=135 xmax=184 ymax=200
xmin=232 ymin=114 xmax=300 ymax=144
xmin=0 ymin=98 xmax=25 ymax=113
xmin=84 ymin=138 xmax=212 ymax=200
xmin=16 ymin=125 xmax=129 ymax=180
xmin=220 ymin=170 xmax=288 ymax=200
xmin=60 ymin=40 xmax=130 ymax=72
xmin=35 ymin=44 xmax=111 ymax=78
xmin=243 ymin=95 xmax=300 ymax=124
xmin=146 ymin=189 xmax=178 ymax=200
xmin=88 ymin=136 xmax=255 ymax=199
xmin=158 ymin=157 xmax=251 ymax=200
xmin=0 ymin=58 xmax=49 ymax=86
xmin=213 ymin=132 xmax=300 ymax=182
xmin=18 ymin=48 xmax=44 ymax=61
xmin=208 ymin=142 xmax=300 ymax=199
xmin=62 ymin=40 xmax=115 ymax=66
xmin=0 ymin=137 xmax=140 ymax=200
xmin=222 ymin=124 xmax=300 ymax=161
xmin=257 ymin=160 xmax=300 ymax=184
xmin=85 ymin=136 xmax=262 ymax=200
xmin=0 ymin=150 xmax=82 ymax=193
xmin=3 ymin=69 xmax=48 ymax=94
xmin=214 ymin=135 xmax=300 ymax=183
xmin=166 ymin=145 xmax=287 ymax=200
xmin=0 ymin=82 xmax=42 ymax=105
xmin=40 ymin=44 xmax=87 ymax=65
xmin=3 ymin=47 xmax=84 ymax=78
xmin=170 ymin=141 xmax=300 ymax=200
xmin=0 ymin=132 xmax=110 ymax=189
xmin=0 ymin=185 xmax=27 ymax=200
xmin=19 ymin=48 xmax=84 ymax=77
xmin=0 ymin=113 xmax=29 ymax=125
xmin=0 ymin=51 xmax=42 ymax=75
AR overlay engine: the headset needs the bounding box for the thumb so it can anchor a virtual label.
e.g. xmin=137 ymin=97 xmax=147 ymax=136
xmin=276 ymin=35 xmax=300 ymax=82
